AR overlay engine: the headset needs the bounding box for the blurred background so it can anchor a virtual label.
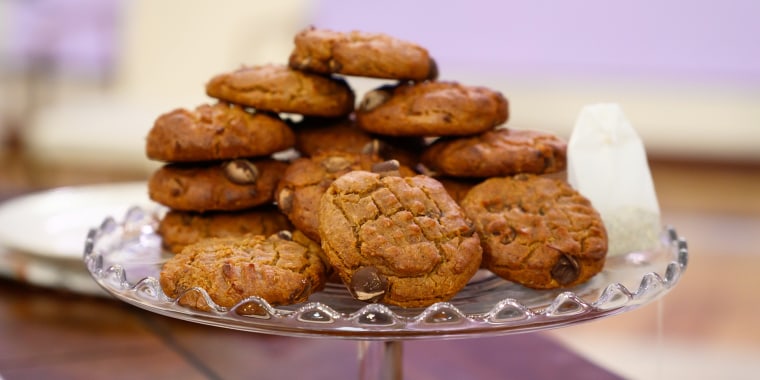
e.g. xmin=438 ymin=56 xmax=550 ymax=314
xmin=1 ymin=0 xmax=758 ymax=379
xmin=2 ymin=0 xmax=758 ymax=172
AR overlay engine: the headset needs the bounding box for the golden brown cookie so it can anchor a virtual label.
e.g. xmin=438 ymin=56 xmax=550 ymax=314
xmin=318 ymin=171 xmax=482 ymax=308
xmin=157 ymin=207 xmax=293 ymax=254
xmin=355 ymin=81 xmax=508 ymax=137
xmin=289 ymin=26 xmax=438 ymax=81
xmin=434 ymin=177 xmax=482 ymax=204
xmin=275 ymin=151 xmax=410 ymax=242
xmin=420 ymin=128 xmax=567 ymax=178
xmin=293 ymin=116 xmax=373 ymax=157
xmin=206 ymin=64 xmax=355 ymax=117
xmin=460 ymin=174 xmax=608 ymax=289
xmin=145 ymin=102 xmax=295 ymax=162
xmin=149 ymin=159 xmax=288 ymax=212
xmin=159 ymin=231 xmax=327 ymax=310
xmin=293 ymin=115 xmax=423 ymax=168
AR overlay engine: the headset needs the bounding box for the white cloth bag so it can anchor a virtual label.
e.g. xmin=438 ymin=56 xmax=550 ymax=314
xmin=567 ymin=103 xmax=661 ymax=256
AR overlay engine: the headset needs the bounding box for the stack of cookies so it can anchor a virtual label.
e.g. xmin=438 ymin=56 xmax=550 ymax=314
xmin=145 ymin=102 xmax=295 ymax=255
xmin=151 ymin=26 xmax=608 ymax=310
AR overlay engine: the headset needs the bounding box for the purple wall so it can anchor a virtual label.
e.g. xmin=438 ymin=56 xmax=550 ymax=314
xmin=312 ymin=0 xmax=760 ymax=86
xmin=4 ymin=0 xmax=123 ymax=76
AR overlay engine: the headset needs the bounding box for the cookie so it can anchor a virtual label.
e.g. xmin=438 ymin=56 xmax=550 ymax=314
xmin=149 ymin=159 xmax=289 ymax=212
xmin=293 ymin=115 xmax=423 ymax=168
xmin=434 ymin=177 xmax=482 ymax=204
xmin=275 ymin=151 xmax=410 ymax=242
xmin=159 ymin=231 xmax=327 ymax=310
xmin=206 ymin=64 xmax=355 ymax=117
xmin=158 ymin=206 xmax=293 ymax=254
xmin=356 ymin=81 xmax=508 ymax=136
xmin=421 ymin=128 xmax=567 ymax=178
xmin=460 ymin=174 xmax=607 ymax=289
xmin=318 ymin=171 xmax=482 ymax=308
xmin=293 ymin=116 xmax=373 ymax=157
xmin=145 ymin=102 xmax=295 ymax=162
xmin=289 ymin=26 xmax=437 ymax=81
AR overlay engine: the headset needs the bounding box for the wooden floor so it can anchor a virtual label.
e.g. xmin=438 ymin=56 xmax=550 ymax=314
xmin=549 ymin=159 xmax=760 ymax=379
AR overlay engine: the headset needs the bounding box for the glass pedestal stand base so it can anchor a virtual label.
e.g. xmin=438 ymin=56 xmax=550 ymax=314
xmin=83 ymin=207 xmax=687 ymax=380
xmin=359 ymin=341 xmax=402 ymax=380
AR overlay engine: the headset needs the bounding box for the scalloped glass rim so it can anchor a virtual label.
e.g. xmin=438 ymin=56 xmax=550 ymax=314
xmin=83 ymin=206 xmax=688 ymax=341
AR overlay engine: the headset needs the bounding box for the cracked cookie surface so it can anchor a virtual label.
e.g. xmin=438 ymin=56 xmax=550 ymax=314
xmin=206 ymin=64 xmax=355 ymax=117
xmin=288 ymin=26 xmax=437 ymax=81
xmin=461 ymin=174 xmax=607 ymax=289
xmin=421 ymin=128 xmax=567 ymax=178
xmin=149 ymin=159 xmax=288 ymax=212
xmin=355 ymin=81 xmax=508 ymax=137
xmin=158 ymin=207 xmax=293 ymax=254
xmin=146 ymin=102 xmax=295 ymax=162
xmin=160 ymin=231 xmax=326 ymax=310
xmin=318 ymin=171 xmax=482 ymax=308
xmin=275 ymin=151 xmax=409 ymax=242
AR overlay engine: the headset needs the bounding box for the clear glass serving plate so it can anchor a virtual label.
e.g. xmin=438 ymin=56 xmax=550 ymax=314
xmin=83 ymin=206 xmax=688 ymax=341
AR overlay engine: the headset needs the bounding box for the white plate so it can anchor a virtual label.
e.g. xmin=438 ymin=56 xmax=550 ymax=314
xmin=0 ymin=246 xmax=108 ymax=296
xmin=0 ymin=182 xmax=154 ymax=260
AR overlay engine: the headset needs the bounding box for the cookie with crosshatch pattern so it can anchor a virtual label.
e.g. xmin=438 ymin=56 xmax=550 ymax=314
xmin=318 ymin=170 xmax=482 ymax=307
xmin=160 ymin=231 xmax=327 ymax=310
xmin=275 ymin=151 xmax=415 ymax=243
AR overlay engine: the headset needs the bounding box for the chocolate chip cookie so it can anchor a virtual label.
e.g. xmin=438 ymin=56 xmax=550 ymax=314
xmin=460 ymin=174 xmax=607 ymax=289
xmin=148 ymin=159 xmax=288 ymax=212
xmin=293 ymin=115 xmax=423 ymax=168
xmin=160 ymin=231 xmax=327 ymax=310
xmin=158 ymin=206 xmax=293 ymax=254
xmin=146 ymin=102 xmax=295 ymax=162
xmin=206 ymin=64 xmax=355 ymax=117
xmin=292 ymin=116 xmax=373 ymax=157
xmin=434 ymin=176 xmax=482 ymax=204
xmin=275 ymin=151 xmax=408 ymax=242
xmin=289 ymin=26 xmax=437 ymax=81
xmin=421 ymin=128 xmax=567 ymax=178
xmin=355 ymin=81 xmax=508 ymax=136
xmin=318 ymin=171 xmax=482 ymax=308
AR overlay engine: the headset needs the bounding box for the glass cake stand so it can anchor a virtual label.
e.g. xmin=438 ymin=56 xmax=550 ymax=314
xmin=83 ymin=206 xmax=688 ymax=380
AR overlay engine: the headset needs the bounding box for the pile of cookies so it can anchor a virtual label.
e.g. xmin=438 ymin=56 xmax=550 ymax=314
xmin=148 ymin=26 xmax=608 ymax=310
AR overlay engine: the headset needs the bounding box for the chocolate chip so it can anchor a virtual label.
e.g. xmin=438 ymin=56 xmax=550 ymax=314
xmin=223 ymin=159 xmax=259 ymax=185
xmin=371 ymin=160 xmax=401 ymax=177
xmin=499 ymin=226 xmax=517 ymax=244
xmin=222 ymin=262 xmax=234 ymax=278
xmin=169 ymin=178 xmax=184 ymax=197
xmin=277 ymin=230 xmax=293 ymax=241
xmin=415 ymin=163 xmax=438 ymax=177
xmin=427 ymin=57 xmax=439 ymax=81
xmin=362 ymin=139 xmax=399 ymax=163
xmin=359 ymin=88 xmax=392 ymax=112
xmin=361 ymin=139 xmax=382 ymax=156
xmin=350 ymin=266 xmax=388 ymax=302
xmin=551 ymin=254 xmax=580 ymax=285
xmin=278 ymin=188 xmax=293 ymax=212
